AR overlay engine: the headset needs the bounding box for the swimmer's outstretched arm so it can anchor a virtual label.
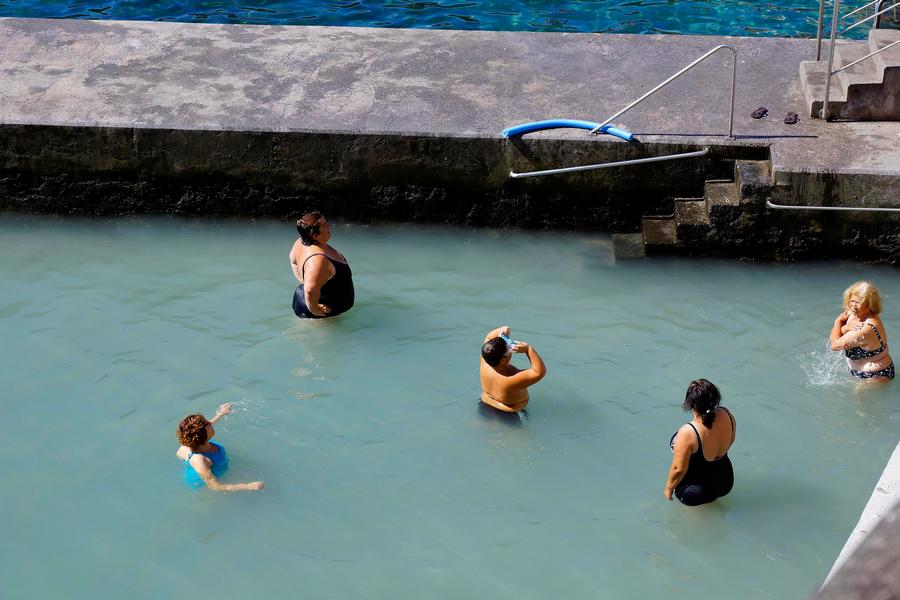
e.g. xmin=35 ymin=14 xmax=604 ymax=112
xmin=484 ymin=325 xmax=511 ymax=343
xmin=208 ymin=403 xmax=233 ymax=425
xmin=189 ymin=455 xmax=264 ymax=492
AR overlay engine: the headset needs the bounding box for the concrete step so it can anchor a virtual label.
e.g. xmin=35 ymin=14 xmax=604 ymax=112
xmin=838 ymin=33 xmax=900 ymax=120
xmin=705 ymin=180 xmax=737 ymax=204
xmin=705 ymin=180 xmax=741 ymax=225
xmin=835 ymin=43 xmax=883 ymax=92
xmin=801 ymin=32 xmax=900 ymax=120
xmin=870 ymin=28 xmax=900 ymax=74
xmin=674 ymin=198 xmax=710 ymax=243
xmin=800 ymin=60 xmax=847 ymax=118
xmin=735 ymin=159 xmax=772 ymax=203
xmin=674 ymin=198 xmax=708 ymax=226
xmin=612 ymin=233 xmax=645 ymax=259
xmin=642 ymin=216 xmax=677 ymax=249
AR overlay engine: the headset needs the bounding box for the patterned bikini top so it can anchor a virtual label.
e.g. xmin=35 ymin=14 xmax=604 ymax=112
xmin=845 ymin=323 xmax=888 ymax=360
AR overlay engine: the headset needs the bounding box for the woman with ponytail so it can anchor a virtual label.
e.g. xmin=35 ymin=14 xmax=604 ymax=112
xmin=664 ymin=379 xmax=736 ymax=506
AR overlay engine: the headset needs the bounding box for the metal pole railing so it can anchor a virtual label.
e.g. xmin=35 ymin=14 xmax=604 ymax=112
xmin=842 ymin=0 xmax=900 ymax=32
xmin=822 ymin=0 xmax=842 ymax=120
xmin=842 ymin=0 xmax=880 ymax=20
xmin=816 ymin=0 xmax=828 ymax=60
xmin=767 ymin=201 xmax=900 ymax=213
xmin=832 ymin=37 xmax=900 ymax=74
xmin=509 ymin=148 xmax=710 ymax=179
xmin=589 ymin=46 xmax=737 ymax=139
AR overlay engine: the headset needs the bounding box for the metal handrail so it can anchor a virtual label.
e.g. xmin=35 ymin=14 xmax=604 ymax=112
xmin=842 ymin=0 xmax=881 ymax=20
xmin=832 ymin=37 xmax=900 ymax=74
xmin=816 ymin=0 xmax=828 ymax=60
xmin=509 ymin=147 xmax=709 ymax=179
xmin=823 ymin=0 xmax=842 ymax=120
xmin=589 ymin=45 xmax=737 ymax=139
xmin=815 ymin=0 xmax=889 ymax=61
xmin=767 ymin=200 xmax=900 ymax=212
xmin=842 ymin=0 xmax=900 ymax=32
xmin=823 ymin=0 xmax=900 ymax=118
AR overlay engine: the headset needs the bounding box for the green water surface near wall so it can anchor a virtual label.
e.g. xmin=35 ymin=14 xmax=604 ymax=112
xmin=1 ymin=214 xmax=898 ymax=598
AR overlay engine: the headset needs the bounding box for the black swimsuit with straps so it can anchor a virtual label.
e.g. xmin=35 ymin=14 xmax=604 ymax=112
xmin=292 ymin=253 xmax=355 ymax=319
xmin=669 ymin=407 xmax=735 ymax=506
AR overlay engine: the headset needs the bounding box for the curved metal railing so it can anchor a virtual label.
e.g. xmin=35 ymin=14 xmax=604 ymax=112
xmin=505 ymin=46 xmax=735 ymax=179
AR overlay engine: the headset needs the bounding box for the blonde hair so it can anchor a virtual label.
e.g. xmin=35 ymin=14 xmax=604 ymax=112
xmin=842 ymin=280 xmax=883 ymax=315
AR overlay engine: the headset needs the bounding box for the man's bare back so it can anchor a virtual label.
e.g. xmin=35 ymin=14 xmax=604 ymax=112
xmin=479 ymin=326 xmax=547 ymax=413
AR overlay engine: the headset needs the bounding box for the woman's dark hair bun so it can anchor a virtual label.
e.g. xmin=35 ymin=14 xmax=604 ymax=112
xmin=682 ymin=379 xmax=721 ymax=429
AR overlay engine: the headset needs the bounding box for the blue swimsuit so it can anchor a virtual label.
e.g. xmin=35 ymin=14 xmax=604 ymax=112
xmin=184 ymin=442 xmax=229 ymax=489
xmin=844 ymin=323 xmax=895 ymax=380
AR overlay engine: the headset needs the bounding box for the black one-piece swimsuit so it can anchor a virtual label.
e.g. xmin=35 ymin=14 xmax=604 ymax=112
xmin=292 ymin=253 xmax=355 ymax=319
xmin=669 ymin=409 xmax=735 ymax=506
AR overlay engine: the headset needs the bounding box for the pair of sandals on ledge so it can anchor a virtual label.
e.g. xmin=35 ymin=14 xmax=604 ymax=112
xmin=751 ymin=106 xmax=800 ymax=124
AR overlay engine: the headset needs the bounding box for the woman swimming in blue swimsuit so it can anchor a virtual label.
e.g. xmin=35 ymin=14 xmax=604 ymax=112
xmin=830 ymin=281 xmax=895 ymax=383
xmin=176 ymin=403 xmax=264 ymax=492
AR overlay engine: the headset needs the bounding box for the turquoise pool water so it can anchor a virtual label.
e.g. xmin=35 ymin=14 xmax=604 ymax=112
xmin=0 ymin=0 xmax=867 ymax=39
xmin=1 ymin=214 xmax=897 ymax=598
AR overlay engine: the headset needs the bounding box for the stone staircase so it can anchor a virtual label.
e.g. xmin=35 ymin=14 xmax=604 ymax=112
xmin=611 ymin=159 xmax=772 ymax=258
xmin=799 ymin=28 xmax=900 ymax=120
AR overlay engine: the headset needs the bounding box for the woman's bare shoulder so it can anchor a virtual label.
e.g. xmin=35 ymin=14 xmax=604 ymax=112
xmin=675 ymin=423 xmax=697 ymax=440
xmin=866 ymin=316 xmax=887 ymax=328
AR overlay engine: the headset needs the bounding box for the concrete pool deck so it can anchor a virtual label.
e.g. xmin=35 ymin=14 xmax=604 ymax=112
xmin=1 ymin=17 xmax=898 ymax=261
xmin=825 ymin=442 xmax=900 ymax=584
xmin=818 ymin=442 xmax=900 ymax=597
xmin=2 ymin=17 xmax=899 ymax=182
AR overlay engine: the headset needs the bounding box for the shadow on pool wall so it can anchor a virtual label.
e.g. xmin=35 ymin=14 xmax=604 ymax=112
xmin=0 ymin=123 xmax=898 ymax=262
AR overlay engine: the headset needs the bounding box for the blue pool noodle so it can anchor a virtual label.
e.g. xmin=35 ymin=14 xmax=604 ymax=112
xmin=501 ymin=119 xmax=634 ymax=142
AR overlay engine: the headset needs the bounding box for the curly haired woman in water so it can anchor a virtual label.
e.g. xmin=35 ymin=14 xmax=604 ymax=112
xmin=176 ymin=403 xmax=264 ymax=492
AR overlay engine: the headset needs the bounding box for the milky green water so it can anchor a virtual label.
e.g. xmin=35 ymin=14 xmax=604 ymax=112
xmin=1 ymin=214 xmax=898 ymax=598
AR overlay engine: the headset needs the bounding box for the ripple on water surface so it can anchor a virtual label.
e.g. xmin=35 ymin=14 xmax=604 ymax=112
xmin=0 ymin=0 xmax=868 ymax=38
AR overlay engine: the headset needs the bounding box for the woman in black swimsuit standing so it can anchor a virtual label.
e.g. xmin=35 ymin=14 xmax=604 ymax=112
xmin=665 ymin=379 xmax=736 ymax=506
xmin=830 ymin=281 xmax=894 ymax=382
xmin=289 ymin=211 xmax=355 ymax=319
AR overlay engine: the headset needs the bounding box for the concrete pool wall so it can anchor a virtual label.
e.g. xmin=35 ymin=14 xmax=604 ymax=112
xmin=1 ymin=17 xmax=899 ymax=261
xmin=0 ymin=124 xmax=764 ymax=226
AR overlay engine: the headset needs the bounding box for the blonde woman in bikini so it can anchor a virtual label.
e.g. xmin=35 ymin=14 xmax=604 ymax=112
xmin=830 ymin=281 xmax=894 ymax=382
